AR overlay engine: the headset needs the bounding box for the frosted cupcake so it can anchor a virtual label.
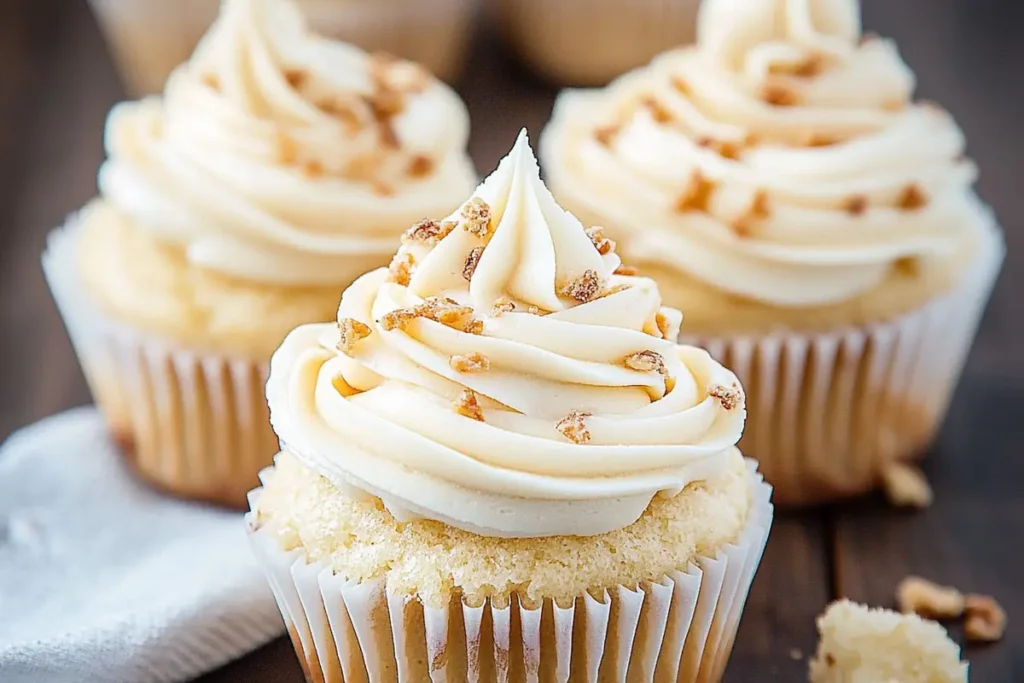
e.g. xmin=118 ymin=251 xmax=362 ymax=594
xmin=541 ymin=0 xmax=1003 ymax=505
xmin=44 ymin=0 xmax=475 ymax=506
xmin=247 ymin=132 xmax=773 ymax=681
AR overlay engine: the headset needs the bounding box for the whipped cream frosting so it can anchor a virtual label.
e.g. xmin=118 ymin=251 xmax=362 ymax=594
xmin=541 ymin=0 xmax=993 ymax=307
xmin=266 ymin=132 xmax=747 ymax=538
xmin=98 ymin=0 xmax=475 ymax=286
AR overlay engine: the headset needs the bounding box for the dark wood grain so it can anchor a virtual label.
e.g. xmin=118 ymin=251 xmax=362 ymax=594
xmin=0 ymin=0 xmax=1017 ymax=681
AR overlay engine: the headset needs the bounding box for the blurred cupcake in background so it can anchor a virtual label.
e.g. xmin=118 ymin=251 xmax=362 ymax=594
xmin=541 ymin=0 xmax=1004 ymax=505
xmin=248 ymin=132 xmax=773 ymax=681
xmin=90 ymin=0 xmax=478 ymax=95
xmin=44 ymin=0 xmax=475 ymax=506
xmin=499 ymin=0 xmax=701 ymax=86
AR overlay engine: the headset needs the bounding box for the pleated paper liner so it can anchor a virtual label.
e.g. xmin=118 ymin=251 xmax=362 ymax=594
xmin=43 ymin=217 xmax=279 ymax=508
xmin=246 ymin=460 xmax=773 ymax=683
xmin=682 ymin=228 xmax=1005 ymax=507
xmin=498 ymin=0 xmax=701 ymax=86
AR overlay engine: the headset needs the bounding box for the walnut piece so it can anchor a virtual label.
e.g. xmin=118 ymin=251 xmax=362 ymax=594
xmin=696 ymin=136 xmax=741 ymax=160
xmin=708 ymin=383 xmax=743 ymax=411
xmin=881 ymin=462 xmax=933 ymax=508
xmin=594 ymin=124 xmax=620 ymax=147
xmin=655 ymin=311 xmax=672 ymax=339
xmin=896 ymin=576 xmax=965 ymax=619
xmin=844 ymin=195 xmax=869 ymax=216
xmin=407 ymin=155 xmax=433 ymax=178
xmin=964 ymin=594 xmax=1006 ymax=643
xmin=674 ymin=171 xmax=715 ymax=213
xmin=403 ymin=219 xmax=454 ymax=245
xmin=898 ymin=184 xmax=928 ymax=210
xmin=490 ymin=298 xmax=516 ymax=316
xmin=337 ymin=318 xmax=371 ymax=355
xmin=463 ymin=246 xmax=484 ymax=281
xmin=762 ymin=83 xmax=800 ymax=107
xmin=641 ymin=97 xmax=673 ymax=124
xmin=556 ymin=411 xmax=592 ymax=444
xmin=379 ymin=297 xmax=474 ymax=332
xmin=623 ymin=350 xmax=668 ymax=375
xmin=559 ymin=269 xmax=604 ymax=303
xmin=585 ymin=226 xmax=616 ymax=255
xmin=386 ymin=251 xmax=414 ymax=286
xmin=460 ymin=197 xmax=492 ymax=238
xmin=463 ymin=319 xmax=484 ymax=335
xmin=454 ymin=389 xmax=485 ymax=421
xmin=284 ymin=69 xmax=307 ymax=89
xmin=614 ymin=264 xmax=639 ymax=276
xmin=449 ymin=352 xmax=490 ymax=373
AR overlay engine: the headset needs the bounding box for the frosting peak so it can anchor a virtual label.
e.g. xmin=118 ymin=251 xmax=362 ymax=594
xmin=99 ymin=0 xmax=475 ymax=286
xmin=266 ymin=133 xmax=747 ymax=538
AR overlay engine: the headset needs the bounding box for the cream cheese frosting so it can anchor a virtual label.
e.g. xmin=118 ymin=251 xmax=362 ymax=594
xmin=98 ymin=0 xmax=475 ymax=286
xmin=265 ymin=131 xmax=747 ymax=538
xmin=541 ymin=0 xmax=994 ymax=308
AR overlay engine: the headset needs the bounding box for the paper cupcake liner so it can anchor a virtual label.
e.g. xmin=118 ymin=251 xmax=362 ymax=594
xmin=42 ymin=216 xmax=279 ymax=508
xmin=299 ymin=0 xmax=479 ymax=82
xmin=498 ymin=0 xmax=701 ymax=85
xmin=245 ymin=460 xmax=772 ymax=683
xmin=682 ymin=230 xmax=1005 ymax=507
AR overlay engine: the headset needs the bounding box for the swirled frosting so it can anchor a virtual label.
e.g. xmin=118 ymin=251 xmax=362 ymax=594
xmin=541 ymin=0 xmax=992 ymax=307
xmin=266 ymin=131 xmax=747 ymax=538
xmin=98 ymin=0 xmax=475 ymax=286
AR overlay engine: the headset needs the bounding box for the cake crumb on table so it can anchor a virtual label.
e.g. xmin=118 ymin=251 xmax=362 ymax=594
xmin=896 ymin=576 xmax=965 ymax=619
xmin=964 ymin=594 xmax=1006 ymax=643
xmin=882 ymin=462 xmax=934 ymax=508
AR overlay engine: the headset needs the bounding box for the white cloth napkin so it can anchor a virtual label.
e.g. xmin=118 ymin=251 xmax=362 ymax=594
xmin=0 ymin=408 xmax=285 ymax=683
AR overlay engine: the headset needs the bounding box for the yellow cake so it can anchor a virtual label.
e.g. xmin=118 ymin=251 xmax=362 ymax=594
xmin=246 ymin=132 xmax=773 ymax=681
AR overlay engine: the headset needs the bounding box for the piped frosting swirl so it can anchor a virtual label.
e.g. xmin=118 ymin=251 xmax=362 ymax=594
xmin=266 ymin=132 xmax=747 ymax=538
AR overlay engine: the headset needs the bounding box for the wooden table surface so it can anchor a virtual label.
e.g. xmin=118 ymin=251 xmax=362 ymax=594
xmin=1 ymin=0 xmax=1021 ymax=681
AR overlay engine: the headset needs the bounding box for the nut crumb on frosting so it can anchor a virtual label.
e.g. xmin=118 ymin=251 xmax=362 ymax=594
xmin=733 ymin=190 xmax=770 ymax=236
xmin=844 ymin=195 xmax=869 ymax=216
xmin=302 ymin=159 xmax=324 ymax=178
xmin=202 ymin=73 xmax=220 ymax=91
xmin=585 ymin=226 xmax=616 ymax=255
xmin=490 ymin=298 xmax=516 ymax=316
xmin=463 ymin=319 xmax=484 ymax=335
xmin=898 ymin=184 xmax=928 ymax=210
xmin=463 ymin=246 xmax=485 ymax=281
xmin=623 ymin=350 xmax=667 ymax=375
xmin=449 ymin=352 xmax=490 ymax=373
xmin=696 ymin=136 xmax=741 ymax=161
xmin=380 ymin=297 xmax=474 ymax=332
xmin=791 ymin=54 xmax=824 ymax=77
xmin=641 ymin=96 xmax=673 ymax=124
xmin=674 ymin=170 xmax=715 ymax=213
xmin=337 ymin=318 xmax=371 ymax=355
xmin=453 ymin=388 xmax=485 ymax=421
xmin=387 ymin=251 xmax=414 ymax=286
xmin=407 ymin=155 xmax=433 ymax=178
xmin=708 ymin=383 xmax=743 ymax=411
xmin=964 ymin=594 xmax=1006 ymax=642
xmin=284 ymin=68 xmax=307 ymax=89
xmin=881 ymin=462 xmax=933 ymax=508
xmin=594 ymin=124 xmax=621 ymax=147
xmin=655 ymin=311 xmax=672 ymax=339
xmin=896 ymin=576 xmax=965 ymax=619
xmin=526 ymin=305 xmax=542 ymax=315
xmin=614 ymin=264 xmax=639 ymax=276
xmin=403 ymin=219 xmax=454 ymax=245
xmin=276 ymin=131 xmax=298 ymax=165
xmin=762 ymin=83 xmax=800 ymax=107
xmin=559 ymin=269 xmax=604 ymax=303
xmin=556 ymin=411 xmax=592 ymax=444
xmin=803 ymin=132 xmax=838 ymax=147
xmin=460 ymin=197 xmax=492 ymax=237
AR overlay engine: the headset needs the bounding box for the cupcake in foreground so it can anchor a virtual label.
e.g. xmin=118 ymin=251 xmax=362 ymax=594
xmin=541 ymin=0 xmax=1004 ymax=505
xmin=43 ymin=0 xmax=475 ymax=507
xmin=247 ymin=132 xmax=773 ymax=681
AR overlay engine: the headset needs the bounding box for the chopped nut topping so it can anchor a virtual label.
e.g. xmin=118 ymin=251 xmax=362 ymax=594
xmin=403 ymin=219 xmax=454 ymax=245
xmin=803 ymin=132 xmax=837 ymax=147
xmin=407 ymin=155 xmax=433 ymax=178
xmin=623 ymin=350 xmax=668 ymax=375
xmin=379 ymin=297 xmax=474 ymax=332
xmin=696 ymin=136 xmax=741 ymax=160
xmin=449 ymin=352 xmax=490 ymax=373
xmin=641 ymin=97 xmax=673 ymax=124
xmin=386 ymin=252 xmax=414 ymax=286
xmin=284 ymin=69 xmax=307 ymax=89
xmin=732 ymin=190 xmax=771 ymax=237
xmin=377 ymin=118 xmax=399 ymax=149
xmin=585 ymin=226 xmax=616 ymax=255
xmin=762 ymin=84 xmax=799 ymax=107
xmin=896 ymin=576 xmax=965 ymax=619
xmin=671 ymin=76 xmax=691 ymax=96
xmin=792 ymin=55 xmax=823 ymax=77
xmin=655 ymin=311 xmax=672 ymax=339
xmin=463 ymin=319 xmax=484 ymax=335
xmin=302 ymin=160 xmax=324 ymax=178
xmin=460 ymin=197 xmax=492 ymax=238
xmin=526 ymin=305 xmax=541 ymax=315
xmin=337 ymin=318 xmax=371 ymax=355
xmin=276 ymin=131 xmax=298 ymax=165
xmin=367 ymin=87 xmax=404 ymax=120
xmin=594 ymin=124 xmax=621 ymax=147
xmin=202 ymin=73 xmax=220 ymax=91
xmin=490 ymin=298 xmax=516 ymax=316
xmin=559 ymin=269 xmax=604 ymax=303
xmin=964 ymin=594 xmax=1007 ymax=642
xmin=898 ymin=184 xmax=928 ymax=210
xmin=454 ymin=389 xmax=485 ymax=421
xmin=708 ymin=383 xmax=743 ymax=410
xmin=674 ymin=171 xmax=715 ymax=213
xmin=614 ymin=264 xmax=639 ymax=276
xmin=463 ymin=246 xmax=484 ymax=281
xmin=895 ymin=256 xmax=919 ymax=277
xmin=556 ymin=411 xmax=592 ymax=444
xmin=844 ymin=195 xmax=868 ymax=216
xmin=881 ymin=462 xmax=933 ymax=508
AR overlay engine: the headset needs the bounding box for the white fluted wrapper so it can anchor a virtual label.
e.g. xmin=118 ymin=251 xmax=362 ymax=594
xmin=43 ymin=217 xmax=278 ymax=507
xmin=245 ymin=460 xmax=772 ymax=683
xmin=682 ymin=226 xmax=1004 ymax=506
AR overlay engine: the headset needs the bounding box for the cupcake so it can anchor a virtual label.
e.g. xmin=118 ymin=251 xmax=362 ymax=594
xmin=246 ymin=132 xmax=773 ymax=681
xmin=90 ymin=0 xmax=477 ymax=96
xmin=499 ymin=0 xmax=701 ymax=86
xmin=541 ymin=0 xmax=1003 ymax=505
xmin=44 ymin=0 xmax=475 ymax=507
